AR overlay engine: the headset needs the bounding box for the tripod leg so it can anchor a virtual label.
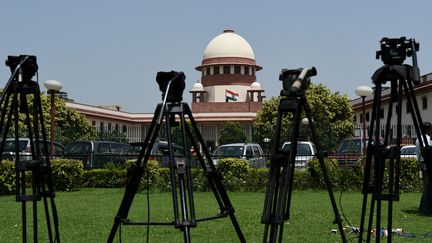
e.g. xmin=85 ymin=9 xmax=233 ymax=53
xmin=183 ymin=104 xmax=246 ymax=243
xmin=107 ymin=104 xmax=163 ymax=243
xmin=359 ymin=84 xmax=382 ymax=242
xmin=303 ymin=100 xmax=347 ymax=243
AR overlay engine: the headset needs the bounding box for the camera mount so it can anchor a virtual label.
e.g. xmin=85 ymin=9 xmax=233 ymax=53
xmin=108 ymin=71 xmax=246 ymax=243
xmin=279 ymin=67 xmax=316 ymax=97
xmin=0 ymin=55 xmax=60 ymax=242
xmin=261 ymin=67 xmax=346 ymax=242
xmin=358 ymin=37 xmax=430 ymax=242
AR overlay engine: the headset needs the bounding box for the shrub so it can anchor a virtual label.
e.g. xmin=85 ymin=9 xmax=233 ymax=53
xmin=216 ymin=158 xmax=248 ymax=191
xmin=399 ymin=158 xmax=421 ymax=192
xmin=81 ymin=169 xmax=126 ymax=188
xmin=244 ymin=168 xmax=268 ymax=192
xmin=51 ymin=159 xmax=84 ymax=191
xmin=0 ymin=160 xmax=15 ymax=195
xmin=124 ymin=160 xmax=160 ymax=191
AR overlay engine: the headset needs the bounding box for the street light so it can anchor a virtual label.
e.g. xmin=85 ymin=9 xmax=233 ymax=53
xmin=263 ymin=137 xmax=271 ymax=155
xmin=355 ymin=85 xmax=373 ymax=155
xmin=44 ymin=80 xmax=63 ymax=160
xmin=302 ymin=118 xmax=310 ymax=141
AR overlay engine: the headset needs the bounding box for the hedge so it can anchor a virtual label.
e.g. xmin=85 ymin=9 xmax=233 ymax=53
xmin=0 ymin=157 xmax=423 ymax=195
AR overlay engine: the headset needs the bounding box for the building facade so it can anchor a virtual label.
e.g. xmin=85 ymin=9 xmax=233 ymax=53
xmin=351 ymin=72 xmax=432 ymax=144
xmin=66 ymin=30 xmax=265 ymax=149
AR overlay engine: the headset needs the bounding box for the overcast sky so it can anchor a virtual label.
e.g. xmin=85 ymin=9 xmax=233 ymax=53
xmin=1 ymin=1 xmax=432 ymax=113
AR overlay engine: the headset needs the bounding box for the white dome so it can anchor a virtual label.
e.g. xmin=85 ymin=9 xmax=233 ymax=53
xmin=190 ymin=80 xmax=205 ymax=92
xmin=203 ymin=30 xmax=255 ymax=60
xmin=250 ymin=81 xmax=262 ymax=90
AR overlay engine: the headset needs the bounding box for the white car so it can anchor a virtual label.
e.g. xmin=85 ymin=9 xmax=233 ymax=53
xmin=400 ymin=145 xmax=416 ymax=159
xmin=281 ymin=141 xmax=317 ymax=169
xmin=212 ymin=143 xmax=265 ymax=167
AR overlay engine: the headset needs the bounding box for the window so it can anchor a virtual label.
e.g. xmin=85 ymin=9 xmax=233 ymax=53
xmin=422 ymin=96 xmax=428 ymax=110
xmin=353 ymin=115 xmax=357 ymax=123
xmin=223 ymin=65 xmax=231 ymax=74
xmin=122 ymin=125 xmax=127 ymax=133
xmin=213 ymin=66 xmax=220 ymax=75
xmin=234 ymin=65 xmax=241 ymax=74
xmin=366 ymin=112 xmax=370 ymax=122
xmin=406 ymin=102 xmax=411 ymax=113
xmin=108 ymin=123 xmax=112 ymax=131
xmin=206 ymin=67 xmax=210 ymax=76
xmin=244 ymin=66 xmax=250 ymax=75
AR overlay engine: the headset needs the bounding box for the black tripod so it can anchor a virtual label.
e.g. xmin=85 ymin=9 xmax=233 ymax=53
xmin=0 ymin=55 xmax=60 ymax=243
xmin=358 ymin=39 xmax=432 ymax=242
xmin=261 ymin=67 xmax=346 ymax=243
xmin=108 ymin=72 xmax=245 ymax=243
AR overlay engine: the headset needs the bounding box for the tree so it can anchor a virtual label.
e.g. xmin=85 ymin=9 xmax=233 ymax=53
xmin=0 ymin=89 xmax=97 ymax=145
xmin=219 ymin=121 xmax=247 ymax=145
xmin=253 ymin=83 xmax=354 ymax=151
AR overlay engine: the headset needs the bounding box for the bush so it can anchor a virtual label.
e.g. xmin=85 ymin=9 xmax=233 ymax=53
xmin=244 ymin=168 xmax=268 ymax=192
xmin=0 ymin=160 xmax=15 ymax=195
xmin=399 ymin=158 xmax=421 ymax=192
xmin=81 ymin=169 xmax=126 ymax=188
xmin=124 ymin=160 xmax=160 ymax=191
xmin=0 ymin=159 xmax=83 ymax=194
xmin=216 ymin=158 xmax=248 ymax=191
xmin=51 ymin=159 xmax=84 ymax=191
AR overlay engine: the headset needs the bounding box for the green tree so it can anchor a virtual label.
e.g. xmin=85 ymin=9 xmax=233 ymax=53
xmin=253 ymin=83 xmax=354 ymax=151
xmin=219 ymin=121 xmax=247 ymax=145
xmin=0 ymin=89 xmax=97 ymax=145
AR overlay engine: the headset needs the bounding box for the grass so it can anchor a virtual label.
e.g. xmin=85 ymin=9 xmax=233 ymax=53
xmin=0 ymin=189 xmax=431 ymax=242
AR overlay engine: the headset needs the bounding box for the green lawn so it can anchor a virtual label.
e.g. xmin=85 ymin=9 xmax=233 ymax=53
xmin=0 ymin=189 xmax=431 ymax=242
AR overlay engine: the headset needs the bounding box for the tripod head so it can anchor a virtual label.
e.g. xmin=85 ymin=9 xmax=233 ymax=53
xmin=279 ymin=67 xmax=316 ymax=97
xmin=376 ymin=37 xmax=418 ymax=66
xmin=373 ymin=37 xmax=421 ymax=85
xmin=156 ymin=71 xmax=186 ymax=103
xmin=5 ymin=55 xmax=38 ymax=82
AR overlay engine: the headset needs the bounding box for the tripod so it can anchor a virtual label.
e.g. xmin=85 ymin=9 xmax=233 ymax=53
xmin=261 ymin=87 xmax=347 ymax=242
xmin=108 ymin=72 xmax=245 ymax=243
xmin=0 ymin=55 xmax=60 ymax=243
xmin=358 ymin=64 xmax=432 ymax=242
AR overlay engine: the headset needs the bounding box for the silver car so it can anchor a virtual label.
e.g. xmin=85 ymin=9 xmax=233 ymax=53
xmin=212 ymin=143 xmax=265 ymax=167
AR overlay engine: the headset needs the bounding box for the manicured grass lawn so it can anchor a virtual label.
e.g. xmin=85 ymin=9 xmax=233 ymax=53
xmin=1 ymin=189 xmax=431 ymax=242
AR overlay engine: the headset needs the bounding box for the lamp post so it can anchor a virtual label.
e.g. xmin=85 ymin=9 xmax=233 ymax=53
xmin=302 ymin=118 xmax=310 ymax=141
xmin=355 ymin=86 xmax=373 ymax=155
xmin=263 ymin=137 xmax=271 ymax=155
xmin=44 ymin=80 xmax=63 ymax=160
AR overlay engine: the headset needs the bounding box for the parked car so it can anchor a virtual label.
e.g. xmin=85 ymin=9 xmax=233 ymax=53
xmin=329 ymin=137 xmax=383 ymax=166
xmin=64 ymin=141 xmax=131 ymax=169
xmin=329 ymin=137 xmax=363 ymax=166
xmin=128 ymin=141 xmax=190 ymax=167
xmin=400 ymin=145 xmax=416 ymax=159
xmin=1 ymin=137 xmax=64 ymax=161
xmin=281 ymin=141 xmax=317 ymax=169
xmin=212 ymin=143 xmax=265 ymax=167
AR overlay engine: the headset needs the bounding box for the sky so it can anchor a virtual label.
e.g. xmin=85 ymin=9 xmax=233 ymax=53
xmin=1 ymin=1 xmax=432 ymax=113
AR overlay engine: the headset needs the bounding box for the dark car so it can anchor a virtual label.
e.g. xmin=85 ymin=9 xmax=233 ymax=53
xmin=1 ymin=138 xmax=64 ymax=161
xmin=329 ymin=137 xmax=383 ymax=166
xmin=64 ymin=141 xmax=131 ymax=169
xmin=128 ymin=141 xmax=189 ymax=167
